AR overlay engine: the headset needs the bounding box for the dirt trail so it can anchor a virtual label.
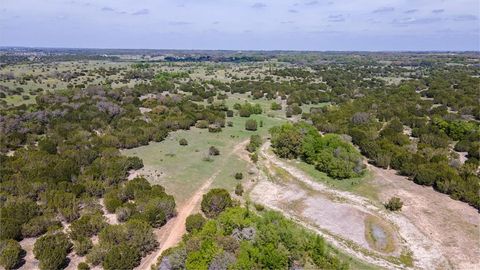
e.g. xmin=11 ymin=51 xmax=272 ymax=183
xmin=18 ymin=238 xmax=37 ymax=270
xmin=252 ymin=142 xmax=453 ymax=270
xmin=135 ymin=139 xmax=249 ymax=270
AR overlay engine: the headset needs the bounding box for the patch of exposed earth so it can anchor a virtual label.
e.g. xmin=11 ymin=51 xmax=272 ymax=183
xmin=249 ymin=142 xmax=457 ymax=270
xmin=370 ymin=165 xmax=480 ymax=270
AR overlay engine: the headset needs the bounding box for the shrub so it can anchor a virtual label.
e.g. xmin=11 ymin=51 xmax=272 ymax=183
xmin=126 ymin=156 xmax=144 ymax=170
xmin=73 ymin=237 xmax=93 ymax=256
xmin=384 ymin=197 xmax=403 ymax=211
xmin=123 ymin=177 xmax=151 ymax=200
xmin=271 ymin=102 xmax=282 ymax=110
xmin=235 ymin=184 xmax=244 ymax=196
xmin=245 ymin=119 xmax=257 ymax=131
xmin=38 ymin=138 xmax=57 ymax=154
xmin=77 ymin=262 xmax=90 ymax=270
xmin=124 ymin=220 xmax=158 ymax=256
xmin=102 ymin=244 xmax=140 ymax=270
xmin=86 ymin=245 xmax=107 ymax=266
xmin=0 ymin=219 xmax=21 ymax=240
xmin=116 ymin=207 xmax=133 ymax=222
xmin=141 ymin=201 xmax=167 ymax=228
xmin=195 ymin=120 xmax=209 ymax=129
xmin=179 ymin=138 xmax=188 ymax=146
xmin=22 ymin=215 xmax=61 ymax=238
xmin=239 ymin=108 xmax=251 ymax=117
xmin=285 ymin=107 xmax=293 ymax=118
xmin=69 ymin=214 xmax=107 ymax=240
xmin=254 ymin=203 xmax=265 ymax=211
xmin=104 ymin=190 xmax=123 ymax=213
xmin=201 ymin=189 xmax=232 ymax=218
xmin=209 ymin=146 xmax=220 ymax=156
xmin=234 ymin=172 xmax=243 ymax=180
xmin=33 ymin=232 xmax=72 ymax=270
xmin=226 ymin=110 xmax=234 ymax=117
xmin=246 ymin=134 xmax=262 ymax=152
xmin=209 ymin=252 xmax=236 ymax=270
xmin=185 ymin=214 xmax=206 ymax=233
xmin=250 ymin=153 xmax=258 ymax=163
xmin=454 ymin=140 xmax=471 ymax=152
xmin=0 ymin=240 xmax=22 ymax=270
xmin=208 ymin=125 xmax=222 ymax=133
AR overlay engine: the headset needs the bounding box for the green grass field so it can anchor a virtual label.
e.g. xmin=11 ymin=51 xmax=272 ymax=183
xmin=122 ymin=108 xmax=286 ymax=205
xmin=284 ymin=158 xmax=379 ymax=202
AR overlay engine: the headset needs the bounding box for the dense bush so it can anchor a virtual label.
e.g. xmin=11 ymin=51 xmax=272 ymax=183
xmin=22 ymin=215 xmax=61 ymax=238
xmin=234 ymin=172 xmax=243 ymax=180
xmin=104 ymin=189 xmax=124 ymax=213
xmin=156 ymin=207 xmax=348 ymax=270
xmin=0 ymin=218 xmax=22 ymax=241
xmin=73 ymin=237 xmax=93 ymax=256
xmin=307 ymin=78 xmax=480 ymax=208
xmin=245 ymin=119 xmax=258 ymax=131
xmin=235 ymin=103 xmax=262 ymax=117
xmin=235 ymin=184 xmax=244 ymax=196
xmin=270 ymin=102 xmax=282 ymax=110
xmin=201 ymin=189 xmax=233 ymax=218
xmin=33 ymin=232 xmax=72 ymax=270
xmin=246 ymin=134 xmax=262 ymax=153
xmin=77 ymin=262 xmax=90 ymax=270
xmin=69 ymin=214 xmax=107 ymax=240
xmin=0 ymin=240 xmax=22 ymax=270
xmin=384 ymin=197 xmax=403 ymax=211
xmin=185 ymin=214 xmax=206 ymax=233
xmin=0 ymin=199 xmax=40 ymax=240
xmin=102 ymin=244 xmax=140 ymax=270
xmin=270 ymin=122 xmax=364 ymax=179
xmin=209 ymin=146 xmax=220 ymax=156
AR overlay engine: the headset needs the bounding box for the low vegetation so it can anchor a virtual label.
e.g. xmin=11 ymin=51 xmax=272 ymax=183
xmin=384 ymin=197 xmax=404 ymax=211
xmin=201 ymin=189 xmax=233 ymax=218
xmin=157 ymin=203 xmax=349 ymax=270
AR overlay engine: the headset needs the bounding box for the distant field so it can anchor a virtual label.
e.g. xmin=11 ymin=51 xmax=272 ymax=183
xmin=122 ymin=106 xmax=286 ymax=205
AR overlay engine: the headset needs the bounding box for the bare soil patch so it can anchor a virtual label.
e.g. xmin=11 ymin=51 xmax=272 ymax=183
xmin=249 ymin=142 xmax=454 ymax=269
xmin=369 ymin=165 xmax=480 ymax=270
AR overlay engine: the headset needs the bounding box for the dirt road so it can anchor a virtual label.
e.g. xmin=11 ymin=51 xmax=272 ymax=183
xmin=134 ymin=139 xmax=249 ymax=270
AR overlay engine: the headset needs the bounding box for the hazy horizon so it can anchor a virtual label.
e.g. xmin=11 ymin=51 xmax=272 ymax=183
xmin=1 ymin=0 xmax=479 ymax=51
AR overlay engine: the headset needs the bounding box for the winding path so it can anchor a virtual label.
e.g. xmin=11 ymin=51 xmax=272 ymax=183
xmin=134 ymin=139 xmax=249 ymax=270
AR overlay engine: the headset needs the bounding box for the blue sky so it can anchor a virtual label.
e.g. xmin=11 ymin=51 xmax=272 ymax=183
xmin=1 ymin=0 xmax=479 ymax=51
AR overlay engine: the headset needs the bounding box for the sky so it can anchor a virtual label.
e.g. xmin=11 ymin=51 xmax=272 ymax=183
xmin=1 ymin=0 xmax=479 ymax=51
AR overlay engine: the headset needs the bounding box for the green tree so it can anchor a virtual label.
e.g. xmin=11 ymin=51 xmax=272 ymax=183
xmin=33 ymin=232 xmax=72 ymax=270
xmin=201 ymin=189 xmax=232 ymax=218
xmin=186 ymin=214 xmax=206 ymax=233
xmin=102 ymin=244 xmax=140 ymax=270
xmin=245 ymin=119 xmax=258 ymax=131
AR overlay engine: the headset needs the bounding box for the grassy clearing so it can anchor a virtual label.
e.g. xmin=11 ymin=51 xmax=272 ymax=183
xmin=3 ymin=94 xmax=36 ymax=106
xmin=122 ymin=108 xmax=285 ymax=205
xmin=284 ymin=159 xmax=379 ymax=202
